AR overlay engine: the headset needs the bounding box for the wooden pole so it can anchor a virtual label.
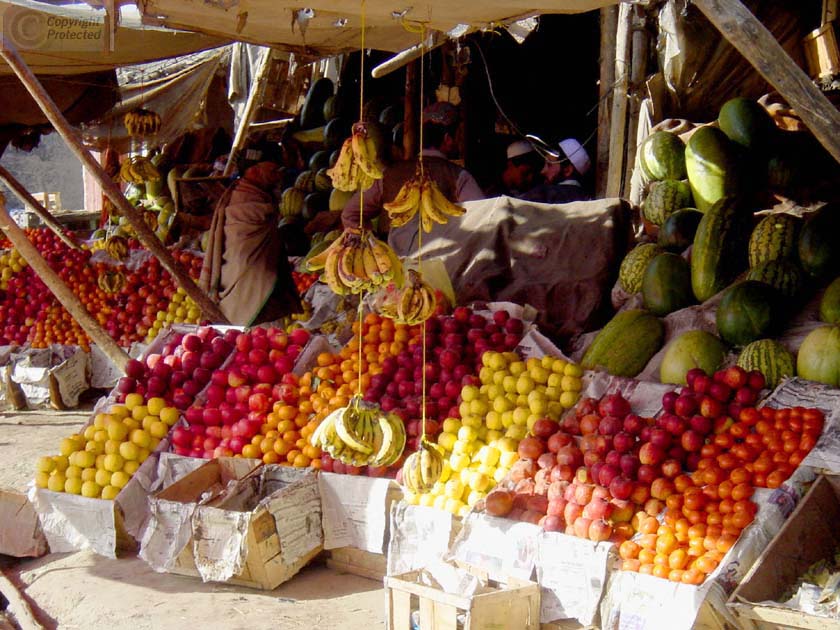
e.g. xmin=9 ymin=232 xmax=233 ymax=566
xmin=0 ymin=194 xmax=129 ymax=371
xmin=0 ymin=165 xmax=80 ymax=251
xmin=223 ymin=47 xmax=272 ymax=177
xmin=694 ymin=0 xmax=840 ymax=166
xmin=0 ymin=41 xmax=229 ymax=325
xmin=596 ymin=5 xmax=618 ymax=198
xmin=606 ymin=2 xmax=633 ymax=198
xmin=623 ymin=5 xmax=649 ymax=199
xmin=403 ymin=60 xmax=419 ymax=160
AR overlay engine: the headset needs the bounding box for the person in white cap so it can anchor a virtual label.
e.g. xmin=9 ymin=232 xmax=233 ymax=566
xmin=521 ymin=137 xmax=592 ymax=204
xmin=501 ymin=139 xmax=545 ymax=197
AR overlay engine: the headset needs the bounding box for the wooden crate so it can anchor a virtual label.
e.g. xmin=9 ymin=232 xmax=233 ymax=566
xmin=385 ymin=569 xmax=540 ymax=630
xmin=327 ymin=546 xmax=388 ymax=581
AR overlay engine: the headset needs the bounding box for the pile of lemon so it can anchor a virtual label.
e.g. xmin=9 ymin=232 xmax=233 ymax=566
xmin=146 ymin=287 xmax=202 ymax=341
xmin=0 ymin=248 xmax=27 ymax=291
xmin=34 ymin=394 xmax=179 ymax=499
xmin=403 ymin=352 xmax=582 ymax=516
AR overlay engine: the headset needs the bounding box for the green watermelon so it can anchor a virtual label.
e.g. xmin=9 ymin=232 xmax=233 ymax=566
xmin=309 ymin=150 xmax=331 ymax=172
xmin=295 ymin=170 xmax=317 ymax=193
xmin=737 ymin=339 xmax=795 ymax=389
xmin=639 ymin=131 xmax=687 ymax=181
xmin=748 ymin=213 xmax=800 ymax=268
xmin=280 ymin=187 xmax=305 ymax=218
xmin=642 ymin=253 xmax=694 ymax=316
xmin=660 ymin=330 xmax=727 ymax=385
xmin=746 ymin=259 xmax=804 ymax=299
xmin=619 ymin=243 xmax=664 ymax=294
xmin=798 ymin=204 xmax=840 ymax=278
xmin=300 ymin=78 xmax=334 ymax=129
xmin=322 ymin=96 xmax=337 ymax=121
xmin=329 ymin=149 xmax=341 ymax=168
xmin=659 ymin=209 xmax=703 ymax=253
xmin=685 ymin=126 xmax=741 ymax=213
xmin=717 ymin=97 xmax=775 ymax=151
xmin=766 ymin=152 xmax=799 ymax=190
xmin=582 ymin=310 xmax=664 ymax=377
xmin=314 ymin=168 xmax=332 ymax=192
xmin=643 ymin=180 xmax=692 ymax=226
xmin=324 ymin=118 xmax=351 ymax=150
xmin=303 ymin=192 xmax=329 ymax=220
xmin=691 ymin=197 xmax=750 ymax=302
xmin=820 ymin=277 xmax=840 ymax=324
xmin=716 ymin=280 xmax=779 ymax=347
xmin=797 ymin=325 xmax=840 ymax=387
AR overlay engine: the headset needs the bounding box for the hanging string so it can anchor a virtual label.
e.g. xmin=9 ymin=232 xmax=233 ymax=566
xmin=413 ymin=21 xmax=428 ymax=443
xmin=355 ymin=0 xmax=368 ymax=399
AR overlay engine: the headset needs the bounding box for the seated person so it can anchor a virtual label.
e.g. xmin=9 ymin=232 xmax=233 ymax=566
xmin=521 ymin=138 xmax=592 ymax=204
xmin=500 ymin=140 xmax=544 ymax=198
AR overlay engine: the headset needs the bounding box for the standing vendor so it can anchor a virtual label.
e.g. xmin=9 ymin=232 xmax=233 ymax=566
xmin=199 ymin=144 xmax=301 ymax=325
xmin=521 ymin=138 xmax=592 ymax=204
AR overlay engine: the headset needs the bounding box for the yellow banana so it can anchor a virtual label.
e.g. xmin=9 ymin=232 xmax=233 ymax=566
xmin=351 ymin=126 xmax=384 ymax=180
xmin=429 ymin=180 xmax=466 ymax=217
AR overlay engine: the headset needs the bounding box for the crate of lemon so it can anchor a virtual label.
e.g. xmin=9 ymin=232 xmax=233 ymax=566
xmin=30 ymin=392 xmax=180 ymax=558
xmin=403 ymin=351 xmax=583 ymax=517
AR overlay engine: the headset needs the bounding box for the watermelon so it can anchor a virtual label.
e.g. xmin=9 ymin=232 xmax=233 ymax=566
xmin=820 ymin=277 xmax=840 ymax=324
xmin=324 ymin=118 xmax=351 ymax=150
xmin=581 ymin=310 xmax=664 ymax=377
xmin=748 ymin=213 xmax=799 ymax=267
xmin=642 ymin=253 xmax=694 ymax=316
xmin=716 ymin=280 xmax=779 ymax=347
xmin=619 ymin=243 xmax=663 ymax=294
xmin=314 ymin=168 xmax=332 ymax=192
xmin=658 ymin=209 xmax=703 ymax=253
xmin=717 ymin=97 xmax=775 ymax=151
xmin=642 ymin=180 xmax=692 ymax=226
xmin=766 ymin=152 xmax=798 ymax=190
xmin=685 ymin=126 xmax=741 ymax=213
xmin=746 ymin=259 xmax=804 ymax=299
xmin=639 ymin=131 xmax=686 ymax=181
xmin=309 ymin=150 xmax=331 ymax=172
xmin=691 ymin=197 xmax=750 ymax=302
xmin=797 ymin=325 xmax=840 ymax=387
xmin=280 ymin=187 xmax=305 ymax=217
xmin=798 ymin=204 xmax=840 ymax=278
xmin=295 ymin=170 xmax=317 ymax=193
xmin=300 ymin=78 xmax=334 ymax=129
xmin=322 ymin=95 xmax=337 ymax=121
xmin=737 ymin=339 xmax=795 ymax=389
xmin=303 ymin=192 xmax=329 ymax=220
xmin=329 ymin=149 xmax=341 ymax=168
xmin=660 ymin=330 xmax=728 ymax=385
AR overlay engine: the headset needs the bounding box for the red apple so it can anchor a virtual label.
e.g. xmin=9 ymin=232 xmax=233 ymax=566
xmin=639 ymin=443 xmax=665 ymax=466
xmin=609 ymin=476 xmax=633 ymax=500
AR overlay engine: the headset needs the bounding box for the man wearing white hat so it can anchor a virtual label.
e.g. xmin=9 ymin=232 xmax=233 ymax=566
xmin=501 ymin=139 xmax=545 ymax=197
xmin=522 ymin=137 xmax=592 ymax=204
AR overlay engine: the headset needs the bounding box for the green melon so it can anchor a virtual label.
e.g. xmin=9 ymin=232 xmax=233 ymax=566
xmin=748 ymin=213 xmax=800 ymax=267
xmin=820 ymin=277 xmax=840 ymax=324
xmin=797 ymin=325 xmax=840 ymax=387
xmin=581 ymin=310 xmax=664 ymax=377
xmin=798 ymin=204 xmax=840 ymax=278
xmin=746 ymin=259 xmax=804 ymax=300
xmin=295 ymin=170 xmax=317 ymax=193
xmin=619 ymin=243 xmax=664 ymax=294
xmin=716 ymin=280 xmax=779 ymax=347
xmin=642 ymin=253 xmax=694 ymax=316
xmin=717 ymin=97 xmax=775 ymax=151
xmin=691 ymin=197 xmax=750 ymax=302
xmin=659 ymin=209 xmax=703 ymax=253
xmin=685 ymin=126 xmax=741 ymax=213
xmin=660 ymin=330 xmax=728 ymax=385
xmin=642 ymin=180 xmax=692 ymax=226
xmin=639 ymin=131 xmax=687 ymax=181
xmin=737 ymin=339 xmax=795 ymax=389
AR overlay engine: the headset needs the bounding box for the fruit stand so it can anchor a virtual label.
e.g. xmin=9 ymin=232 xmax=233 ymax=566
xmin=2 ymin=2 xmax=840 ymax=630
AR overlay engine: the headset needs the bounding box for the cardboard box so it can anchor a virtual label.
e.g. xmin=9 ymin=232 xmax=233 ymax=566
xmin=0 ymin=489 xmax=47 ymax=557
xmin=729 ymin=474 xmax=840 ymax=630
xmin=141 ymin=460 xmax=322 ymax=590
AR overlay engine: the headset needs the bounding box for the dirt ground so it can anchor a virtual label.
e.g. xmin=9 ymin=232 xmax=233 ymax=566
xmin=0 ymin=407 xmax=386 ymax=630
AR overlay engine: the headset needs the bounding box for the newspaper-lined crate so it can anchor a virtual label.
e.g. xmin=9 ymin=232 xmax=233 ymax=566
xmin=385 ymin=568 xmax=541 ymax=630
xmin=728 ymin=474 xmax=840 ymax=630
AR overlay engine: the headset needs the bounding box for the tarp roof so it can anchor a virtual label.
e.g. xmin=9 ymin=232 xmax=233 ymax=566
xmin=136 ymin=1 xmax=616 ymax=57
xmin=0 ymin=1 xmax=228 ymax=75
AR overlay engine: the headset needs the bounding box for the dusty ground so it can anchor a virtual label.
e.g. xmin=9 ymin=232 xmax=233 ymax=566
xmin=0 ymin=406 xmax=385 ymax=630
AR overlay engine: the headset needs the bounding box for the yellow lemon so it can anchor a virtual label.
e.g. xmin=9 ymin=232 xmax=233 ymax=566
xmin=146 ymin=397 xmax=166 ymax=416
xmin=505 ymin=424 xmax=527 ymax=441
xmin=94 ymin=430 xmax=108 ymax=443
xmin=104 ymin=439 xmax=121 ymax=455
xmin=437 ymin=432 xmax=457 ymax=452
xmin=149 ymin=420 xmax=169 ymax=439
xmin=81 ymin=467 xmax=97 ymax=482
xmin=509 ymin=361 xmax=526 ymax=376
xmin=499 ymin=451 xmax=520 ymax=468
xmin=81 ymin=480 xmax=102 ymax=498
xmin=460 ymin=385 xmax=479 ymax=402
xmin=110 ymin=404 xmax=130 ymax=419
xmin=83 ymin=425 xmax=97 ymax=440
xmin=131 ymin=405 xmax=149 ymax=422
xmin=494 ymin=467 xmax=508 ymax=483
xmin=76 ymin=451 xmax=96 ymax=468
xmin=65 ymin=465 xmax=82 ymax=479
xmin=124 ymin=393 xmax=144 ymax=410
xmin=36 ymin=456 xmax=55 ymax=474
xmin=467 ymin=490 xmax=486 ymax=507
xmin=107 ymin=419 xmax=128 ymax=441
xmin=444 ymin=498 xmax=464 ymax=515
xmin=485 ymin=411 xmax=503 ymax=431
xmin=158 ymin=407 xmax=180 ymax=427
xmin=101 ymin=485 xmax=120 ymax=500
xmin=432 ymin=495 xmax=448 ymax=511
xmin=123 ymin=418 xmax=140 ymax=432
xmin=561 ymin=375 xmax=582 ymax=392
xmin=119 ymin=441 xmax=139 ymax=461
xmin=485 ymin=429 xmax=504 ymax=443
xmin=530 ymin=365 xmax=550 ymax=385
xmin=137 ymin=447 xmax=150 ymax=463
xmin=141 ymin=416 xmax=157 ymax=432
xmin=449 ymin=452 xmax=470 ymax=472
xmin=547 ymin=373 xmax=563 ymax=388
xmin=564 ymin=363 xmax=583 ymax=377
xmin=34 ymin=471 xmax=50 ymax=488
xmin=64 ymin=477 xmax=83 ymax=495
xmin=441 ymin=418 xmax=461 ymax=434
xmin=104 ymin=453 xmax=125 ymax=472
xmin=47 ymin=472 xmax=66 ymax=492
xmin=110 ymin=471 xmax=130 ymax=489
xmin=95 ymin=469 xmax=112 ymax=487
xmin=515 ymin=375 xmax=535 ymax=395
xmin=85 ymin=441 xmax=104 ymax=456
xmin=51 ymin=455 xmax=69 ymax=472
xmin=123 ymin=461 xmax=140 ymax=475
xmin=130 ymin=429 xmax=151 ymax=449
xmin=560 ymin=391 xmax=580 ymax=409
xmin=468 ymin=398 xmax=489 ymax=416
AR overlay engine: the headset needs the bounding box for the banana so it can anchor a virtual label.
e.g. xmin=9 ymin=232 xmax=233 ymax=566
xmin=328 ymin=139 xmax=357 ymax=191
xmin=322 ymin=248 xmax=345 ymax=295
xmin=361 ymin=245 xmax=381 ymax=285
xmin=384 ymin=178 xmax=421 ymax=223
xmin=305 ymin=237 xmax=342 ymax=271
xmin=429 ymin=180 xmax=466 ymax=217
xmin=335 ymin=407 xmax=372 ymax=454
xmin=351 ymin=125 xmax=384 ymax=180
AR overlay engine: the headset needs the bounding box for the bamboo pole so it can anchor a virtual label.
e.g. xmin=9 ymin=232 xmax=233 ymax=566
xmin=606 ymin=3 xmax=633 ymax=198
xmin=0 ymin=41 xmax=229 ymax=324
xmin=223 ymin=47 xmax=272 ymax=177
xmin=596 ymin=5 xmax=618 ymax=198
xmin=694 ymin=0 xmax=840 ymax=166
xmin=0 ymin=165 xmax=80 ymax=251
xmin=0 ymin=193 xmax=129 ymax=370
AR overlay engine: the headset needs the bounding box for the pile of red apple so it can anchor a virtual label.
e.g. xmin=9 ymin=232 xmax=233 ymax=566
xmin=170 ymin=327 xmax=311 ymax=459
xmin=482 ymin=365 xmax=825 ymax=585
xmin=360 ymin=307 xmax=524 ymax=452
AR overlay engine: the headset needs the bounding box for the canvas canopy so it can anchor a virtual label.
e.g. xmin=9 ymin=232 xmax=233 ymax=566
xmin=135 ymin=0 xmax=616 ymax=57
xmin=0 ymin=1 xmax=226 ymax=75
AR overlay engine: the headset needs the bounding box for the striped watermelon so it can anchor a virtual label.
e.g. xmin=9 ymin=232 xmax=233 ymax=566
xmin=642 ymin=180 xmax=692 ymax=226
xmin=746 ymin=259 xmax=804 ymax=299
xmin=737 ymin=339 xmax=795 ymax=388
xmin=295 ymin=170 xmax=317 ymax=193
xmin=639 ymin=131 xmax=687 ymax=181
xmin=691 ymin=197 xmax=750 ymax=302
xmin=748 ymin=213 xmax=800 ymax=267
xmin=280 ymin=187 xmax=306 ymax=217
xmin=619 ymin=243 xmax=663 ymax=294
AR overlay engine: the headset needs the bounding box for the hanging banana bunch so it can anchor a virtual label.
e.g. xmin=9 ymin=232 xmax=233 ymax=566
xmin=327 ymin=122 xmax=383 ymax=192
xmin=378 ymin=269 xmax=437 ymax=325
xmin=124 ymin=108 xmax=162 ymax=138
xmin=105 ymin=235 xmax=130 ymax=262
xmin=384 ymin=172 xmax=466 ymax=232
xmin=309 ymin=396 xmax=406 ymax=467
xmin=119 ymin=156 xmax=161 ymax=185
xmin=97 ymin=269 xmax=126 ymax=294
xmin=401 ymin=440 xmax=444 ymax=493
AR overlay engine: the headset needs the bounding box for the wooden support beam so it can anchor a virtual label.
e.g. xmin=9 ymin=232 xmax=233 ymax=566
xmin=223 ymin=47 xmax=272 ymax=177
xmin=694 ymin=0 xmax=840 ymax=166
xmin=371 ymin=31 xmax=444 ymax=79
xmin=0 ymin=194 xmax=129 ymax=371
xmin=0 ymin=165 xmax=80 ymax=251
xmin=606 ymin=3 xmax=633 ymax=198
xmin=623 ymin=5 xmax=650 ymax=200
xmin=0 ymin=41 xmax=229 ymax=325
xmin=596 ymin=5 xmax=618 ymax=198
